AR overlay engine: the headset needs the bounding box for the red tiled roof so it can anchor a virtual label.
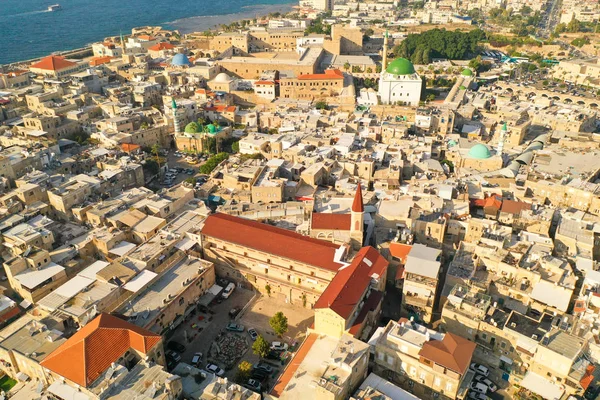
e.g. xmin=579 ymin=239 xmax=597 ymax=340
xmin=201 ymin=213 xmax=342 ymax=271
xmin=389 ymin=242 xmax=412 ymax=264
xmin=395 ymin=266 xmax=405 ymax=281
xmin=298 ymin=69 xmax=344 ymax=80
xmin=121 ymin=143 xmax=141 ymax=153
xmin=483 ymin=195 xmax=502 ymax=210
xmin=30 ymin=55 xmax=76 ymax=71
xmin=418 ymin=332 xmax=476 ymax=375
xmin=311 ymin=213 xmax=351 ymax=230
xmin=271 ymin=333 xmax=318 ymax=397
xmin=500 ymin=199 xmax=531 ymax=215
xmin=137 ymin=35 xmax=155 ymax=41
xmin=580 ymin=364 xmax=595 ymax=390
xmin=314 ymin=246 xmax=388 ymax=319
xmin=204 ymin=105 xmax=236 ymax=113
xmin=574 ymin=299 xmax=587 ymax=313
xmin=90 ymin=56 xmax=114 ymax=66
xmin=149 ymin=42 xmax=175 ymax=51
xmin=40 ymin=313 xmax=161 ymax=387
xmin=255 ymin=80 xmax=276 ymax=85
xmin=352 ymin=184 xmax=364 ymax=213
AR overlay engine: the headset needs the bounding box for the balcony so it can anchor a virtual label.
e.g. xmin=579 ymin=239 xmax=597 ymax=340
xmin=404 ymin=294 xmax=433 ymax=308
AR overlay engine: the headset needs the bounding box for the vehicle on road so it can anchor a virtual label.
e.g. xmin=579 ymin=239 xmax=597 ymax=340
xmin=469 ymin=363 xmax=489 ymax=377
xmin=226 ymin=323 xmax=245 ymax=332
xmin=245 ymin=379 xmax=262 ymax=392
xmin=229 ymin=307 xmax=241 ymax=318
xmin=467 ymin=392 xmax=489 ymax=400
xmin=167 ymin=341 xmax=186 ymax=353
xmin=206 ymin=363 xmax=225 ymax=377
xmin=474 ymin=375 xmax=497 ymax=392
xmin=469 ymin=382 xmax=489 ymax=394
xmin=270 ymin=342 xmax=288 ymax=351
xmin=253 ymin=363 xmax=273 ymax=374
xmin=222 ymin=282 xmax=235 ymax=299
xmin=251 ymin=369 xmax=268 ymax=381
xmin=166 ymin=350 xmax=181 ymax=363
xmin=191 ymin=352 xmax=203 ymax=366
xmin=248 ymin=328 xmax=258 ymax=341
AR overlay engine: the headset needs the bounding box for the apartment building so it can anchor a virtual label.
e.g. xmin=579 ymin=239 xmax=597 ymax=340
xmin=402 ymin=244 xmax=442 ymax=324
xmin=371 ymin=319 xmax=476 ymax=400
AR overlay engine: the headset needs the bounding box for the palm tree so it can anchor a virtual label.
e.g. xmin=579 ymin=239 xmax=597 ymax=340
xmin=151 ymin=144 xmax=162 ymax=175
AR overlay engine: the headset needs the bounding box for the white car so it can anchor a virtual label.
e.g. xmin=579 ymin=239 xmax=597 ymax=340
xmin=469 ymin=363 xmax=490 ymax=377
xmin=474 ymin=375 xmax=497 ymax=392
xmin=191 ymin=352 xmax=202 ymax=366
xmin=205 ymin=363 xmax=225 ymax=377
xmin=270 ymin=341 xmax=288 ymax=351
xmin=469 ymin=382 xmax=489 ymax=394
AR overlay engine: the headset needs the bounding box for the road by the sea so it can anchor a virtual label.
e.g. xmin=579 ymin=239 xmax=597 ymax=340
xmin=0 ymin=0 xmax=295 ymax=65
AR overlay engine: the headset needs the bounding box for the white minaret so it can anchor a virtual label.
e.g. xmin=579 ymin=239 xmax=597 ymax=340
xmin=382 ymin=30 xmax=389 ymax=71
xmin=172 ymin=98 xmax=181 ymax=134
xmin=497 ymin=122 xmax=507 ymax=154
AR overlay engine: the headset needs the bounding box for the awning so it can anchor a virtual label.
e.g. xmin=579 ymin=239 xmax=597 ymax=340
xmin=520 ymin=372 xmax=564 ymax=400
xmin=19 ymin=300 xmax=32 ymax=309
xmin=16 ymin=372 xmax=29 ymax=381
xmin=48 ymin=381 xmax=91 ymax=400
xmin=500 ymin=355 xmax=513 ymax=365
xmin=197 ymin=284 xmax=223 ymax=307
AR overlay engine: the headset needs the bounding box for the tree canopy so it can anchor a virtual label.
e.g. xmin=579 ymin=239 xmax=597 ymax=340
xmin=393 ymin=29 xmax=485 ymax=63
xmin=252 ymin=335 xmax=270 ymax=358
xmin=199 ymin=152 xmax=228 ymax=174
xmin=269 ymin=312 xmax=288 ymax=337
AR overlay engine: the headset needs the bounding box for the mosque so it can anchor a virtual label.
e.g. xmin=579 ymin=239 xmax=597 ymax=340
xmin=378 ymin=31 xmax=423 ymax=106
xmin=445 ymin=138 xmax=504 ymax=172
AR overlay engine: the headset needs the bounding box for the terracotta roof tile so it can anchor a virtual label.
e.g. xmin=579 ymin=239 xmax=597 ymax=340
xmin=314 ymin=246 xmax=388 ymax=319
xmin=271 ymin=333 xmax=318 ymax=397
xmin=298 ymin=69 xmax=344 ymax=80
xmin=311 ymin=213 xmax=351 ymax=230
xmin=580 ymin=364 xmax=595 ymax=390
xmin=418 ymin=332 xmax=476 ymax=375
xmin=201 ymin=213 xmax=342 ymax=271
xmin=351 ymin=185 xmax=364 ymax=212
xmin=40 ymin=313 xmax=161 ymax=387
xmin=348 ymin=290 xmax=383 ymax=335
xmin=389 ymin=242 xmax=412 ymax=264
xmin=149 ymin=42 xmax=175 ymax=51
xmin=500 ymin=199 xmax=531 ymax=215
xmin=30 ymin=55 xmax=76 ymax=71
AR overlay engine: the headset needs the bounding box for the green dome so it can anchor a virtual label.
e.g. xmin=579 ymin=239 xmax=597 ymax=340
xmin=206 ymin=124 xmax=216 ymax=133
xmin=461 ymin=68 xmax=473 ymax=76
xmin=448 ymin=139 xmax=457 ymax=147
xmin=468 ymin=144 xmax=492 ymax=159
xmin=386 ymin=58 xmax=415 ymax=75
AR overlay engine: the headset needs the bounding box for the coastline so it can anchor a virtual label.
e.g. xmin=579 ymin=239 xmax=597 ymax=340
xmin=1 ymin=2 xmax=296 ymax=67
xmin=166 ymin=3 xmax=296 ymax=34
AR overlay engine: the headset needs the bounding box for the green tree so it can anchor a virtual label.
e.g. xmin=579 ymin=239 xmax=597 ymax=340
xmin=252 ymin=335 xmax=270 ymax=358
xmin=265 ymin=284 xmax=271 ymax=296
xmin=199 ymin=152 xmax=228 ymax=174
xmin=269 ymin=312 xmax=288 ymax=337
xmin=231 ymin=141 xmax=240 ymax=153
xmin=236 ymin=361 xmax=253 ymax=383
xmin=267 ymin=128 xmax=279 ymax=135
xmin=343 ymin=62 xmax=351 ymax=72
xmin=315 ymin=101 xmax=328 ymax=110
xmin=151 ymin=144 xmax=162 ymax=173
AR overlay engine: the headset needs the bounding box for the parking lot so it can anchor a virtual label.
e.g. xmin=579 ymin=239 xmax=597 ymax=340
xmin=163 ymin=285 xmax=314 ymax=393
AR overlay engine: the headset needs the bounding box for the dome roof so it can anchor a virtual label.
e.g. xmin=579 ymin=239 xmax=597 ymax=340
xmin=171 ymin=53 xmax=191 ymax=66
xmin=461 ymin=68 xmax=473 ymax=76
xmin=386 ymin=58 xmax=415 ymax=75
xmin=468 ymin=144 xmax=492 ymax=159
xmin=448 ymin=139 xmax=458 ymax=147
xmin=206 ymin=123 xmax=217 ymax=133
xmin=213 ymin=72 xmax=232 ymax=83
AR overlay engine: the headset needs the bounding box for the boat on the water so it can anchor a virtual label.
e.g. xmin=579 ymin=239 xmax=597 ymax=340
xmin=47 ymin=4 xmax=62 ymax=11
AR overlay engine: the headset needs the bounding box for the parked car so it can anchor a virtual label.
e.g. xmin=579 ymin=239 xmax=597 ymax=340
xmin=167 ymin=341 xmax=186 ymax=353
xmin=248 ymin=328 xmax=258 ymax=341
xmin=474 ymin=375 xmax=497 ymax=392
xmin=229 ymin=307 xmax=241 ymax=318
xmin=467 ymin=392 xmax=489 ymax=400
xmin=222 ymin=282 xmax=235 ymax=299
xmin=251 ymin=369 xmax=268 ymax=381
xmin=265 ymin=350 xmax=281 ymax=360
xmin=245 ymin=379 xmax=262 ymax=392
xmin=226 ymin=323 xmax=245 ymax=332
xmin=166 ymin=350 xmax=181 ymax=363
xmin=191 ymin=352 xmax=203 ymax=366
xmin=469 ymin=382 xmax=489 ymax=394
xmin=206 ymin=363 xmax=225 ymax=377
xmin=270 ymin=342 xmax=288 ymax=351
xmin=253 ymin=363 xmax=273 ymax=374
xmin=469 ymin=363 xmax=489 ymax=377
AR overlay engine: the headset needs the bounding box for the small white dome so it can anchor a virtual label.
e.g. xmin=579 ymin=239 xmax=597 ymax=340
xmin=213 ymin=72 xmax=232 ymax=83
